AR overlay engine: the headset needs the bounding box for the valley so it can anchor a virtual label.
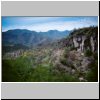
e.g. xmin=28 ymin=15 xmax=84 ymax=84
xmin=2 ymin=26 xmax=98 ymax=82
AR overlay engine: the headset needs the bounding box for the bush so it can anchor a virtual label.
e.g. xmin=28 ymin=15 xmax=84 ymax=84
xmin=70 ymin=46 xmax=77 ymax=51
xmin=93 ymin=52 xmax=98 ymax=60
xmin=2 ymin=57 xmax=34 ymax=82
xmin=85 ymin=49 xmax=93 ymax=57
xmin=85 ymin=60 xmax=98 ymax=82
xmin=2 ymin=57 xmax=79 ymax=82
xmin=60 ymin=58 xmax=75 ymax=69
xmin=60 ymin=58 xmax=67 ymax=65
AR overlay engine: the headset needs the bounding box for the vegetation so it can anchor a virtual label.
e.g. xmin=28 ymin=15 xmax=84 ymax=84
xmin=2 ymin=26 xmax=98 ymax=82
xmin=2 ymin=44 xmax=28 ymax=55
xmin=2 ymin=56 xmax=79 ymax=82
xmin=85 ymin=60 xmax=98 ymax=82
xmin=85 ymin=49 xmax=93 ymax=57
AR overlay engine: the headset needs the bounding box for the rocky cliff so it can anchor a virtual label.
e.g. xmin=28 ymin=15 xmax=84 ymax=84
xmin=53 ymin=26 xmax=98 ymax=82
xmin=65 ymin=26 xmax=98 ymax=54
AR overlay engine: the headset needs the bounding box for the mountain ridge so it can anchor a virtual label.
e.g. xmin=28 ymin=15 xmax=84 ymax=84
xmin=2 ymin=29 xmax=70 ymax=47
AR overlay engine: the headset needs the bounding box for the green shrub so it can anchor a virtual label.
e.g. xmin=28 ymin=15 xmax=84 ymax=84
xmin=85 ymin=60 xmax=98 ymax=82
xmin=93 ymin=52 xmax=98 ymax=60
xmin=2 ymin=57 xmax=79 ymax=82
xmin=85 ymin=49 xmax=93 ymax=57
xmin=60 ymin=58 xmax=67 ymax=65
xmin=60 ymin=58 xmax=75 ymax=69
xmin=70 ymin=47 xmax=76 ymax=51
xmin=2 ymin=56 xmax=34 ymax=82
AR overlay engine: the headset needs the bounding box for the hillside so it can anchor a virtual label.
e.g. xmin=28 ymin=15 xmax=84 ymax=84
xmin=2 ymin=26 xmax=98 ymax=82
xmin=53 ymin=26 xmax=98 ymax=82
xmin=2 ymin=29 xmax=70 ymax=47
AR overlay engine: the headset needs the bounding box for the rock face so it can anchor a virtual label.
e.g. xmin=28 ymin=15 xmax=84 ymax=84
xmin=73 ymin=36 xmax=86 ymax=52
xmin=3 ymin=50 xmax=24 ymax=59
xmin=55 ymin=26 xmax=98 ymax=82
xmin=65 ymin=26 xmax=98 ymax=54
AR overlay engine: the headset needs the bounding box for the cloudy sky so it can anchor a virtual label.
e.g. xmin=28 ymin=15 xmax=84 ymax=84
xmin=2 ymin=16 xmax=98 ymax=32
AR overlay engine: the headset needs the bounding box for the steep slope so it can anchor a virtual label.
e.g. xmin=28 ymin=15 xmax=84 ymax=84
xmin=53 ymin=26 xmax=98 ymax=82
xmin=64 ymin=26 xmax=98 ymax=53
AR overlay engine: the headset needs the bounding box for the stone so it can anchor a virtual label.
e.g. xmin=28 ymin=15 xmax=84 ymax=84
xmin=71 ymin=69 xmax=76 ymax=74
xmin=79 ymin=77 xmax=84 ymax=81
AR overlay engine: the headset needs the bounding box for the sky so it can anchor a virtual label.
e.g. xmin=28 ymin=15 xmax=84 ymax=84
xmin=2 ymin=16 xmax=98 ymax=32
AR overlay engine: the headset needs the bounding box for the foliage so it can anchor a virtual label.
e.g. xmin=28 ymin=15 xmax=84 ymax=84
xmin=60 ymin=57 xmax=67 ymax=66
xmin=2 ymin=26 xmax=98 ymax=82
xmin=85 ymin=49 xmax=93 ymax=57
xmin=70 ymin=26 xmax=98 ymax=36
xmin=85 ymin=60 xmax=98 ymax=82
xmin=2 ymin=56 xmax=79 ymax=82
xmin=70 ymin=46 xmax=77 ymax=51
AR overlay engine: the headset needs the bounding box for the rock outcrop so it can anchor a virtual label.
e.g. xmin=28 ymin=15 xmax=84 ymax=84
xmin=55 ymin=26 xmax=98 ymax=82
xmin=3 ymin=49 xmax=24 ymax=59
xmin=65 ymin=26 xmax=98 ymax=54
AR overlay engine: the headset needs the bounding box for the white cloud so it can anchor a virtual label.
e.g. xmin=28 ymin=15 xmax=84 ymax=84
xmin=2 ymin=17 xmax=98 ymax=32
xmin=23 ymin=18 xmax=98 ymax=32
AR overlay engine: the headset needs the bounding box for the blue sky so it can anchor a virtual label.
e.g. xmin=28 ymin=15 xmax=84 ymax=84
xmin=2 ymin=16 xmax=98 ymax=32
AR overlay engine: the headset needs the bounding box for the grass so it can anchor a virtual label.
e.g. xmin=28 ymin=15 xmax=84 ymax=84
xmin=2 ymin=56 xmax=33 ymax=82
xmin=2 ymin=56 xmax=79 ymax=82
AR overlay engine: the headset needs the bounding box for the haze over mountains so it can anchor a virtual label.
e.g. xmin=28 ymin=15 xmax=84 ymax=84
xmin=2 ymin=29 xmax=70 ymax=47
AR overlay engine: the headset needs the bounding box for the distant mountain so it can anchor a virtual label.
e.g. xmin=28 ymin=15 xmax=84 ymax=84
xmin=40 ymin=30 xmax=70 ymax=40
xmin=2 ymin=29 xmax=70 ymax=47
xmin=2 ymin=29 xmax=43 ymax=46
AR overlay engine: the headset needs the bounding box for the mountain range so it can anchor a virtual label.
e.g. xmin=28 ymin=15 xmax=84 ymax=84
xmin=2 ymin=29 xmax=70 ymax=47
xmin=2 ymin=26 xmax=98 ymax=82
